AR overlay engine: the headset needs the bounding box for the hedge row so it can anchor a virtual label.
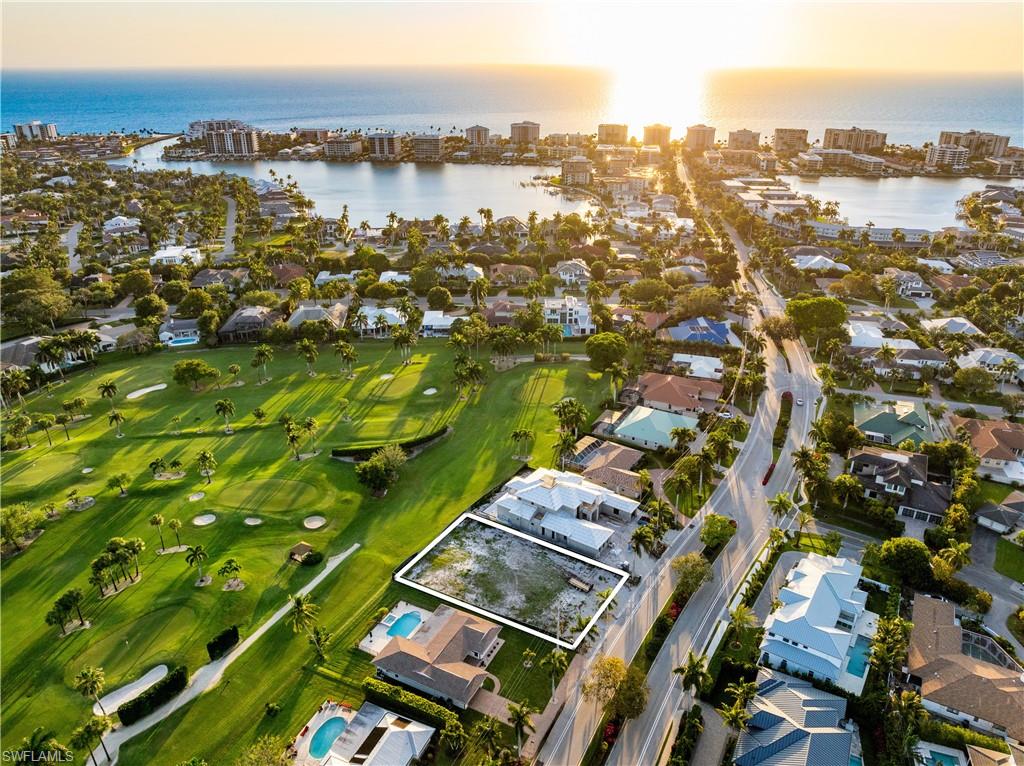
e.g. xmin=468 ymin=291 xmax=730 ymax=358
xmin=668 ymin=704 xmax=703 ymax=766
xmin=772 ymin=393 xmax=793 ymax=449
xmin=918 ymin=719 xmax=1010 ymax=755
xmin=362 ymin=677 xmax=459 ymax=730
xmin=117 ymin=665 xmax=189 ymax=725
xmin=206 ymin=625 xmax=240 ymax=661
xmin=331 ymin=426 xmax=449 ymax=460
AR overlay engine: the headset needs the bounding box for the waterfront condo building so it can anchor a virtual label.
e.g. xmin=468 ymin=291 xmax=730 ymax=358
xmin=187 ymin=118 xmax=252 ymax=138
xmin=728 ymin=128 xmax=760 ymax=150
xmin=822 ymin=126 xmax=887 ymax=152
xmin=0 ymin=133 xmax=18 ymax=151
xmin=410 ymin=134 xmax=445 ymax=162
xmin=938 ymin=130 xmax=1010 ymax=159
xmin=324 ymin=137 xmax=363 ymax=158
xmin=205 ymin=129 xmax=260 ymax=156
xmin=926 ymin=144 xmax=970 ymax=170
xmin=465 ymin=125 xmax=490 ymax=145
xmin=368 ymin=133 xmax=403 ymax=160
xmin=643 ymin=123 xmax=672 ymax=149
xmin=510 ymin=121 xmax=541 ymax=144
xmin=685 ymin=124 xmax=716 ymax=151
xmin=12 ymin=121 xmax=58 ymax=141
xmin=561 ymin=156 xmax=594 ymax=186
xmin=295 ymin=127 xmax=334 ymax=142
xmin=773 ymin=128 xmax=809 ymax=153
xmin=598 ymin=123 xmax=628 ymax=144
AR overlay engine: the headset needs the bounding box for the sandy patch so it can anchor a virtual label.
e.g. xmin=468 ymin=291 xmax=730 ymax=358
xmin=81 ymin=467 xmax=94 ymax=474
xmin=225 ymin=380 xmax=246 ymax=388
xmin=379 ymin=373 xmax=394 ymax=380
xmin=195 ymin=575 xmax=212 ymax=587
xmin=188 ymin=492 xmax=205 ymax=502
xmin=154 ymin=471 xmax=187 ymax=481
xmin=94 ymin=665 xmax=168 ymax=715
xmin=423 ymin=387 xmax=438 ymax=396
xmin=192 ymin=513 xmax=217 ymax=526
xmin=157 ymin=545 xmax=188 ymax=555
xmin=58 ymin=620 xmax=92 ymax=639
xmin=303 ymin=515 xmax=327 ymax=530
xmin=295 ymin=449 xmax=322 ymax=461
xmin=126 ymin=383 xmax=167 ymax=400
xmin=223 ymin=579 xmax=246 ymax=592
xmin=66 ymin=497 xmax=95 ymax=512
xmin=243 ymin=517 xmax=263 ymax=526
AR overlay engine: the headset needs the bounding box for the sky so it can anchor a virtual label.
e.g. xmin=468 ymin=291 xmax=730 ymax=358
xmin=2 ymin=1 xmax=1022 ymax=75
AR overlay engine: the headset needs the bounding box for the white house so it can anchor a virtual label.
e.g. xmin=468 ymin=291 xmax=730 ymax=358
xmin=379 ymin=271 xmax=411 ymax=284
xmin=882 ymin=268 xmax=932 ymax=299
xmin=103 ymin=215 xmax=141 ymax=235
xmin=420 ymin=310 xmax=458 ymax=337
xmin=149 ymin=245 xmax=200 ymax=267
xmin=437 ymin=264 xmax=485 ymax=282
xmin=158 ymin=318 xmax=201 ymax=344
xmin=670 ymin=353 xmax=725 ymax=381
xmin=759 ymin=554 xmax=878 ymax=695
xmin=846 ymin=320 xmax=920 ymax=350
xmin=543 ymin=295 xmax=594 ymax=337
xmin=921 ymin=316 xmax=983 ymax=336
xmin=791 ymin=254 xmax=851 ymax=272
xmin=917 ymin=257 xmax=954 ymax=274
xmin=955 ymin=347 xmax=1024 ymax=379
xmin=551 ymin=259 xmax=591 ymax=286
xmin=357 ymin=306 xmax=405 ymax=336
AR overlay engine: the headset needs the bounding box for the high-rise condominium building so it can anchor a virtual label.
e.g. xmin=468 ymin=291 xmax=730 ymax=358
xmin=685 ymin=124 xmax=716 ymax=152
xmin=926 ymin=144 xmax=970 ymax=170
xmin=598 ymin=124 xmax=628 ymax=144
xmin=187 ymin=119 xmax=252 ymax=139
xmin=822 ymin=127 xmax=887 ymax=153
xmin=465 ymin=125 xmax=490 ymax=145
xmin=643 ymin=124 xmax=672 ymax=149
xmin=510 ymin=121 xmax=541 ymax=144
xmin=324 ymin=138 xmax=363 ymax=158
xmin=410 ymin=134 xmax=445 ymax=162
xmin=937 ymin=130 xmax=1010 ymax=159
xmin=205 ymin=129 xmax=259 ymax=156
xmin=13 ymin=121 xmax=58 ymax=141
xmin=772 ymin=128 xmax=809 ymax=153
xmin=561 ymin=156 xmax=594 ymax=186
xmin=368 ymin=133 xmax=403 ymax=160
xmin=728 ymin=129 xmax=760 ymax=150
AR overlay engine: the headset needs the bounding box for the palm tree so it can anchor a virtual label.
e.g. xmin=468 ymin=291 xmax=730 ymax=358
xmin=795 ymin=509 xmax=814 ymax=548
xmin=185 ymin=544 xmax=209 ymax=583
xmin=472 ymin=716 xmax=502 ymax=757
xmin=108 ymin=409 xmax=125 ymax=438
xmin=308 ymin=624 xmax=333 ymax=662
xmin=552 ymin=430 xmax=577 ymax=470
xmin=227 ymin=363 xmax=241 ymax=383
xmin=768 ymin=492 xmax=794 ymax=523
xmin=35 ymin=414 xmax=55 ymax=446
xmin=69 ymin=724 xmax=100 ymax=766
xmin=196 ymin=449 xmax=216 ymax=484
xmin=218 ymin=557 xmax=241 ymax=584
xmin=73 ymin=666 xmax=107 ymax=715
xmin=98 ymin=379 xmax=118 ymax=411
xmin=107 ymin=472 xmax=129 ymax=496
xmin=469 ymin=277 xmax=491 ymax=309
xmin=168 ymin=518 xmax=183 ymax=547
xmin=725 ymin=680 xmax=758 ymax=707
xmin=510 ymin=428 xmax=535 ymax=459
xmin=251 ymin=344 xmax=273 ymax=383
xmin=507 ymin=701 xmax=536 ymax=755
xmin=717 ymin=699 xmax=751 ymax=735
xmin=214 ymin=398 xmax=235 ymax=432
xmin=730 ymin=603 xmax=757 ymax=634
xmin=539 ymin=649 xmax=569 ymax=697
xmin=673 ymin=650 xmax=711 ymax=697
xmin=334 ymin=340 xmax=358 ymax=377
xmin=938 ymin=541 xmax=972 ymax=571
xmin=287 ymin=593 xmax=320 ymax=634
xmin=150 ymin=514 xmax=166 ymax=550
xmin=149 ymin=457 xmax=167 ymax=477
xmin=670 ymin=426 xmax=696 ymax=451
xmin=297 ymin=338 xmax=319 ymax=376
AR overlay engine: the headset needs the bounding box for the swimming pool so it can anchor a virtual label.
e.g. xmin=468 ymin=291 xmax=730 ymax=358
xmin=309 ymin=716 xmax=347 ymax=759
xmin=167 ymin=337 xmax=199 ymax=347
xmin=845 ymin=635 xmax=872 ymax=677
xmin=925 ymin=752 xmax=961 ymax=766
xmin=386 ymin=611 xmax=422 ymax=637
xmin=850 ymin=756 xmax=863 ymax=766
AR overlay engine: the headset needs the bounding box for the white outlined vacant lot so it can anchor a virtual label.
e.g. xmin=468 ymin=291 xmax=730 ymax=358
xmin=395 ymin=513 xmax=628 ymax=650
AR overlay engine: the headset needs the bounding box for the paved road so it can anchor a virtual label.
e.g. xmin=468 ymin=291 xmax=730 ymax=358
xmin=961 ymin=526 xmax=1024 ymax=657
xmin=537 ymin=159 xmax=821 ymax=766
xmin=216 ymin=196 xmax=237 ymax=263
xmin=65 ymin=221 xmax=84 ymax=274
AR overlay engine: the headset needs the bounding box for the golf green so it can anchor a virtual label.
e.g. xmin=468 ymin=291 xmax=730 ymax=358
xmin=216 ymin=479 xmax=322 ymax=513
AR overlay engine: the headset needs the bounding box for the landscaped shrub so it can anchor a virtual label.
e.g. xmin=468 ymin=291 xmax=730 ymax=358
xmin=772 ymin=392 xmax=793 ymax=449
xmin=669 ymin=704 xmax=704 ymax=766
xmin=301 ymin=550 xmax=324 ymax=567
xmin=918 ymin=719 xmax=1009 ymax=755
xmin=362 ymin=678 xmax=460 ymax=730
xmin=331 ymin=426 xmax=448 ymax=460
xmin=206 ymin=625 xmax=240 ymax=660
xmin=117 ymin=665 xmax=189 ymax=725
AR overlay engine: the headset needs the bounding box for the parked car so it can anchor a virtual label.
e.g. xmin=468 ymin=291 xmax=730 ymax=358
xmin=762 ymin=462 xmax=776 ymax=485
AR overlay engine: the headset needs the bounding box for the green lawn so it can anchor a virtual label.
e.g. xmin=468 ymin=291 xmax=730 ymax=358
xmin=0 ymin=341 xmax=603 ymax=764
xmin=978 ymin=480 xmax=1012 ymax=507
xmin=994 ymin=539 xmax=1024 ymax=583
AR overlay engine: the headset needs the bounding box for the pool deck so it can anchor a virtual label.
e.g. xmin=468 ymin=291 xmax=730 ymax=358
xmin=916 ymin=740 xmax=969 ymax=766
xmin=836 ymin=609 xmax=879 ymax=696
xmin=357 ymin=600 xmax=432 ymax=656
xmin=292 ymin=700 xmax=356 ymax=765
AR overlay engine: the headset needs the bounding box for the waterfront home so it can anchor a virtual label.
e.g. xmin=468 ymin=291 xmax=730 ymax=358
xmin=158 ymin=318 xmax=201 ymax=344
xmin=286 ymin=301 xmax=348 ymax=331
xmin=881 ymin=268 xmax=932 ymax=299
xmin=621 ymin=372 xmax=723 ymax=414
xmin=551 ymin=258 xmax=591 ymax=286
xmin=670 ymin=352 xmax=725 ymax=381
xmin=483 ymin=467 xmax=639 ymax=558
xmin=660 ymin=317 xmax=740 ymax=347
xmin=848 ymin=446 xmax=951 ymax=525
xmin=949 ymin=416 xmax=1024 ymax=484
xmin=372 ymin=604 xmax=501 ymax=709
xmin=489 ymin=263 xmax=537 ymax=285
xmin=733 ymin=669 xmax=854 ymax=766
xmin=854 ymin=400 xmax=933 ymax=447
xmin=907 ymin=594 xmax=1024 ymax=743
xmin=568 ymin=437 xmax=644 ymax=499
xmin=610 ymin=405 xmax=699 ymax=451
xmin=759 ymin=554 xmax=878 ymax=695
xmin=218 ymin=306 xmax=280 ymax=343
xmin=149 ymin=245 xmax=199 ymax=267
xmin=543 ymin=295 xmax=595 ymax=337
xmin=190 ymin=268 xmax=250 ymax=290
xmin=921 ymin=316 xmax=983 ymax=336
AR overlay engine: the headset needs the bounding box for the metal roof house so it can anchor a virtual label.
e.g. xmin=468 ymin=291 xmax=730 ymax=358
xmin=610 ymin=405 xmax=699 ymax=451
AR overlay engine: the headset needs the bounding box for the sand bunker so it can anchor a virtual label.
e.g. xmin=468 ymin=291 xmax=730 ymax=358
xmin=423 ymin=387 xmax=438 ymax=396
xmin=243 ymin=517 xmax=263 ymax=526
xmin=126 ymin=383 xmax=167 ymax=400
xmin=303 ymin=515 xmax=327 ymax=529
xmin=379 ymin=373 xmax=394 ymax=380
xmin=94 ymin=665 xmax=168 ymax=715
xmin=81 ymin=467 xmax=94 ymax=474
xmin=188 ymin=492 xmax=205 ymax=502
xmin=192 ymin=513 xmax=217 ymax=526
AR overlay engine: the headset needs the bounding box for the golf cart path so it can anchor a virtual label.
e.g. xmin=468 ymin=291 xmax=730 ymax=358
xmin=97 ymin=543 xmax=361 ymax=764
xmin=94 ymin=665 xmax=168 ymax=716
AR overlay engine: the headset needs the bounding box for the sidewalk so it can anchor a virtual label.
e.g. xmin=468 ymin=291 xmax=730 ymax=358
xmin=690 ymin=701 xmax=728 ymax=766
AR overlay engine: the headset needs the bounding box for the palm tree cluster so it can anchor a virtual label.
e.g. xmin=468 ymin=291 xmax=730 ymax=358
xmin=452 ymin=352 xmax=486 ymax=398
xmin=279 ymin=413 xmax=319 ymax=460
xmin=45 ymin=587 xmax=87 ymax=635
xmin=88 ymin=536 xmax=145 ymax=596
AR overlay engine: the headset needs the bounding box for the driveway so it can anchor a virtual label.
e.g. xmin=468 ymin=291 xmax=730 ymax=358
xmin=216 ymin=195 xmax=237 ymax=263
xmin=752 ymin=550 xmax=804 ymax=622
xmin=961 ymin=526 xmax=1024 ymax=656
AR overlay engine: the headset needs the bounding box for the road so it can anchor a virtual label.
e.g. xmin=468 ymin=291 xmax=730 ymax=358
xmin=215 ymin=195 xmax=237 ymax=263
xmin=537 ymin=159 xmax=821 ymax=766
xmin=65 ymin=221 xmax=84 ymax=274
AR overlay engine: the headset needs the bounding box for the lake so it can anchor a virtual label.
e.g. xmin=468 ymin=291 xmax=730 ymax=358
xmin=114 ymin=139 xmax=593 ymax=224
xmin=778 ymin=175 xmax=1021 ymax=230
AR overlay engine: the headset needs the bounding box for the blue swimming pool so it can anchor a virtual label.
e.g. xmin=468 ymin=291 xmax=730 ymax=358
xmin=167 ymin=337 xmax=198 ymax=347
xmin=309 ymin=716 xmax=347 ymax=759
xmin=925 ymin=752 xmax=961 ymax=766
xmin=846 ymin=635 xmax=872 ymax=677
xmin=386 ymin=611 xmax=422 ymax=637
xmin=850 ymin=756 xmax=863 ymax=766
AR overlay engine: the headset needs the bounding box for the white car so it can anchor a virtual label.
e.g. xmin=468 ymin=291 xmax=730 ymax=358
xmin=796 ymin=398 xmax=805 ymax=406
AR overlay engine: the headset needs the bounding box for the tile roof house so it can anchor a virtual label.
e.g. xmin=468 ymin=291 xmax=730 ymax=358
xmin=485 ymin=467 xmax=640 ymax=558
xmin=759 ymin=554 xmax=878 ymax=694
xmin=488 ymin=263 xmax=538 ymax=285
xmin=854 ymin=400 xmax=933 ymax=447
xmin=733 ymin=668 xmax=853 ymax=766
xmin=609 ymin=307 xmax=668 ymax=333
xmin=848 ymin=446 xmax=951 ymax=525
xmin=929 ymin=273 xmax=988 ymax=293
xmin=269 ymin=262 xmax=308 ymax=287
xmin=950 ymin=416 xmax=1024 ymax=485
xmin=966 ymin=743 xmax=1024 ymax=766
xmin=621 ymin=371 xmax=724 ymax=414
xmin=907 ymin=594 xmax=1024 ymax=742
xmin=482 ymin=300 xmax=520 ymax=327
xmin=550 ymin=258 xmax=591 ymax=286
xmin=372 ymin=605 xmax=501 ymax=709
xmin=661 ymin=317 xmax=740 ymax=346
xmin=611 ymin=405 xmax=699 ymax=451
xmin=568 ymin=437 xmax=644 ymax=499
xmin=218 ymin=305 xmax=280 ymax=343
xmin=286 ymin=301 xmax=348 ymax=330
xmin=190 ymin=268 xmax=250 ymax=289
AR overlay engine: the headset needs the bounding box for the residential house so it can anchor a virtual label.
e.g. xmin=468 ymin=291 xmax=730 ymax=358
xmin=357 ymin=306 xmax=405 ymax=336
xmin=0 ymin=336 xmax=80 ymax=374
xmin=845 ymin=346 xmax=948 ymax=379
xmin=848 ymin=446 xmax=951 ymax=525
xmin=286 ymin=301 xmax=348 ymax=332
xmin=882 ymin=268 xmax=932 ymax=299
xmin=158 ymin=318 xmax=200 ymax=344
xmin=845 ymin=320 xmax=919 ymax=350
xmin=921 ymin=316 xmax=983 ymax=336
xmin=733 ymin=669 xmax=854 ymax=766
xmin=854 ymin=400 xmax=933 ymax=447
xmin=568 ymin=437 xmax=644 ymax=499
xmin=759 ymin=554 xmax=878 ymax=694
xmin=958 ymin=250 xmax=1012 ymax=270
xmin=975 ymin=490 xmax=1023 ymax=535
xmin=670 ymin=353 xmax=725 ymax=381
xmin=372 ymin=605 xmax=501 ymax=709
xmin=482 ymin=300 xmax=520 ymax=327
xmin=542 ymin=296 xmax=595 ymax=337
xmin=621 ymin=372 xmax=724 ymax=414
xmin=94 ymin=323 xmax=143 ymax=353
xmin=929 ymin=273 xmax=986 ymax=293
xmin=103 ymin=215 xmax=141 ymax=236
xmin=483 ymin=467 xmax=639 ymax=558
xmin=609 ymin=307 xmax=668 ymax=333
xmin=306 ymin=702 xmax=434 ymax=766
xmin=218 ymin=306 xmax=279 ymax=343
xmin=949 ymin=416 xmax=1024 ymax=484
xmin=610 ymin=405 xmax=699 ymax=451
xmin=790 ymin=248 xmax=851 ymax=272
xmin=379 ymin=271 xmax=411 ymax=285
xmin=661 ymin=317 xmax=740 ymax=347
xmin=190 ymin=268 xmax=250 ymax=290
xmin=488 ymin=263 xmax=537 ymax=285
xmin=420 ymin=311 xmax=458 ymax=337
xmin=907 ymin=595 xmax=1024 ymax=743
xmin=955 ymin=348 xmax=1024 ymax=381
xmin=149 ymin=245 xmax=199 ymax=267
xmin=551 ymin=259 xmax=591 ymax=286
xmin=965 ymin=744 xmax=1024 ymax=766
xmin=437 ymin=264 xmax=485 ymax=283
xmin=269 ymin=263 xmax=307 ymax=288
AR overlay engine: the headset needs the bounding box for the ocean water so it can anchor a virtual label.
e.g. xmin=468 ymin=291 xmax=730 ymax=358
xmin=2 ymin=67 xmax=1021 ymax=145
